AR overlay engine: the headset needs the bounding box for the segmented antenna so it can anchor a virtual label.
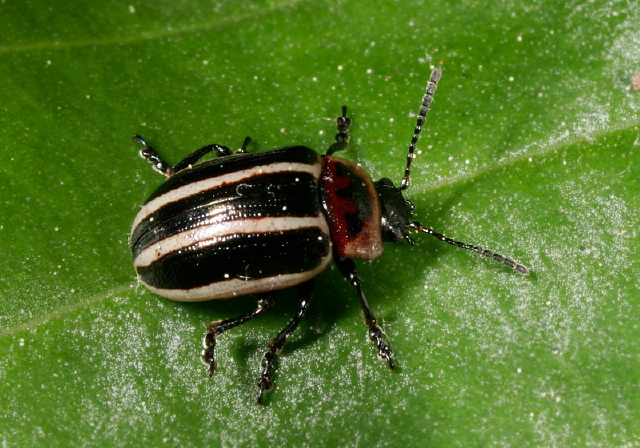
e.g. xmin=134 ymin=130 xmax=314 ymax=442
xmin=409 ymin=222 xmax=530 ymax=274
xmin=400 ymin=67 xmax=442 ymax=191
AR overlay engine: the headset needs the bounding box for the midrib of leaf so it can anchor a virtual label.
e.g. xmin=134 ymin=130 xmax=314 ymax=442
xmin=0 ymin=284 xmax=131 ymax=339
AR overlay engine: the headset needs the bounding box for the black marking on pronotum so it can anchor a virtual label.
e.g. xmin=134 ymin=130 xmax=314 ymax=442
xmin=130 ymin=67 xmax=529 ymax=404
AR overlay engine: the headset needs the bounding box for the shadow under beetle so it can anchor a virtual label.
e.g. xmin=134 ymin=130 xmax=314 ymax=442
xmin=130 ymin=68 xmax=529 ymax=403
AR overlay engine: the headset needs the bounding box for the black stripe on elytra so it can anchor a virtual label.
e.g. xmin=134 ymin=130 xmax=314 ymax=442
xmin=131 ymin=171 xmax=320 ymax=255
xmin=146 ymin=146 xmax=320 ymax=202
xmin=136 ymin=227 xmax=331 ymax=290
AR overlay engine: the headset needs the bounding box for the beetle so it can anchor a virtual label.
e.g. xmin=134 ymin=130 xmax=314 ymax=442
xmin=130 ymin=68 xmax=529 ymax=403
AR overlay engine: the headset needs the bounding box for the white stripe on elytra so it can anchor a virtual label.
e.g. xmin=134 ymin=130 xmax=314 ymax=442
xmin=134 ymin=215 xmax=330 ymax=268
xmin=139 ymin=257 xmax=333 ymax=302
xmin=131 ymin=161 xmax=321 ymax=233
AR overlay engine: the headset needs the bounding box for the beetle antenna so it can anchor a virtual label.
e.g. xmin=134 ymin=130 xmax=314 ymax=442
xmin=409 ymin=222 xmax=529 ymax=274
xmin=400 ymin=67 xmax=442 ymax=191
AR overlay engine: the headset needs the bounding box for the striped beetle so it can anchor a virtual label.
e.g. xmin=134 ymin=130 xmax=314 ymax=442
xmin=131 ymin=68 xmax=528 ymax=403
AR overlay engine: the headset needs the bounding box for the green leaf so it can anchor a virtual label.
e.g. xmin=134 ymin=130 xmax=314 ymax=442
xmin=2 ymin=0 xmax=639 ymax=446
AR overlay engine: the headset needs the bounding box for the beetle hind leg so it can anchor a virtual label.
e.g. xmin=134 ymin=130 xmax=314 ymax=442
xmin=169 ymin=136 xmax=253 ymax=171
xmin=133 ymin=135 xmax=172 ymax=175
xmin=169 ymin=143 xmax=235 ymax=173
xmin=202 ymin=294 xmax=274 ymax=377
xmin=133 ymin=134 xmax=237 ymax=177
xmin=334 ymin=257 xmax=395 ymax=369
xmin=327 ymin=105 xmax=352 ymax=155
xmin=257 ymin=281 xmax=314 ymax=404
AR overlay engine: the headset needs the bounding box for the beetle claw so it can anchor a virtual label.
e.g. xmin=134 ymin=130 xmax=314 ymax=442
xmin=369 ymin=325 xmax=396 ymax=370
xmin=256 ymin=350 xmax=276 ymax=404
xmin=202 ymin=325 xmax=224 ymax=376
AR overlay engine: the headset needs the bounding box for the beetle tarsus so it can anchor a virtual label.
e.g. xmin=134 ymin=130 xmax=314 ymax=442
xmin=202 ymin=329 xmax=219 ymax=376
xmin=133 ymin=134 xmax=172 ymax=176
xmin=327 ymin=105 xmax=352 ymax=155
xmin=254 ymin=282 xmax=313 ymax=403
xmin=333 ymin=257 xmax=396 ymax=369
xmin=369 ymin=324 xmax=396 ymax=369
xmin=256 ymin=350 xmax=276 ymax=404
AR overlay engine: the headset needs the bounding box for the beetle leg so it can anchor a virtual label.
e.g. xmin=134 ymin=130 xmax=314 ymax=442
xmin=257 ymin=280 xmax=314 ymax=404
xmin=334 ymin=256 xmax=395 ymax=370
xmin=202 ymin=294 xmax=275 ymax=377
xmin=327 ymin=105 xmax=352 ymax=155
xmin=133 ymin=135 xmax=172 ymax=175
xmin=163 ymin=135 xmax=253 ymax=171
xmin=169 ymin=143 xmax=235 ymax=173
xmin=237 ymin=136 xmax=252 ymax=154
xmin=133 ymin=134 xmax=234 ymax=177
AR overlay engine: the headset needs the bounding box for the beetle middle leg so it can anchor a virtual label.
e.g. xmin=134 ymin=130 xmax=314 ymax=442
xmin=202 ymin=294 xmax=275 ymax=376
xmin=257 ymin=280 xmax=314 ymax=404
xmin=334 ymin=256 xmax=395 ymax=369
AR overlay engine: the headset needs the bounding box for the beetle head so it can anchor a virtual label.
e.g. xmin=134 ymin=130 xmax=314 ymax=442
xmin=375 ymin=178 xmax=417 ymax=245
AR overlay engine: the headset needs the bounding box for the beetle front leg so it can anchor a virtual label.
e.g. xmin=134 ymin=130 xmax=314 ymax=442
xmin=327 ymin=106 xmax=352 ymax=155
xmin=202 ymin=294 xmax=274 ymax=376
xmin=257 ymin=281 xmax=314 ymax=404
xmin=334 ymin=257 xmax=395 ymax=370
